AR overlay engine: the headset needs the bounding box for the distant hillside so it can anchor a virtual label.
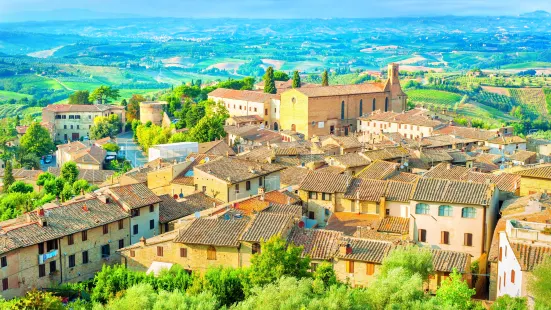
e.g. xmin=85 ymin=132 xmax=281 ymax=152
xmin=520 ymin=10 xmax=551 ymax=18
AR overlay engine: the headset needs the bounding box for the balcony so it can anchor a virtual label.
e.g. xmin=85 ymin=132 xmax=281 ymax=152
xmin=507 ymin=220 xmax=551 ymax=243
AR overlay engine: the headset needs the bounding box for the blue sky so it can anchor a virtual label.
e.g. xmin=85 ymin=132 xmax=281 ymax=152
xmin=0 ymin=0 xmax=550 ymax=19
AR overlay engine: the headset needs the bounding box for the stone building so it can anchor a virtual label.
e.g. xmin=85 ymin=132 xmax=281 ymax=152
xmin=139 ymin=101 xmax=170 ymax=127
xmin=42 ymin=104 xmax=125 ymax=143
xmin=279 ymin=63 xmax=407 ymax=138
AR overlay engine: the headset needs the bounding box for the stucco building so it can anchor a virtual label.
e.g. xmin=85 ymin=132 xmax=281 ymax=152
xmin=42 ymin=104 xmax=125 ymax=143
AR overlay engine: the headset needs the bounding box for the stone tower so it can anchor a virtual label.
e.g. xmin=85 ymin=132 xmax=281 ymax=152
xmin=386 ymin=63 xmax=407 ymax=112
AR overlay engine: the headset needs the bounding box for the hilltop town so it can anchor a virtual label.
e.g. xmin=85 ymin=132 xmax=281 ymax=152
xmin=0 ymin=62 xmax=550 ymax=309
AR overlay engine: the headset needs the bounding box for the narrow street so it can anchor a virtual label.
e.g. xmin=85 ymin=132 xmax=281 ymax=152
xmin=116 ymin=131 xmax=148 ymax=167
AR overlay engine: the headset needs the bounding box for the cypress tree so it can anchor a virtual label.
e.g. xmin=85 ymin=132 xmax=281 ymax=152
xmin=3 ymin=160 xmax=14 ymax=193
xmin=321 ymin=70 xmax=329 ymax=86
xmin=263 ymin=67 xmax=277 ymax=94
xmin=292 ymin=71 xmax=301 ymax=88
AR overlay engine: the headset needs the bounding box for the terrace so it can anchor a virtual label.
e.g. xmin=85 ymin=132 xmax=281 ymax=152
xmin=507 ymin=219 xmax=551 ymax=244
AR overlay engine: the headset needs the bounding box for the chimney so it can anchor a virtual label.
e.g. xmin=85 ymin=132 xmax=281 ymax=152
xmin=82 ymin=203 xmax=89 ymax=212
xmin=36 ymin=208 xmax=47 ymax=227
xmin=339 ymin=241 xmax=352 ymax=256
xmin=140 ymin=236 xmax=146 ymax=246
xmin=258 ymin=187 xmax=265 ymax=200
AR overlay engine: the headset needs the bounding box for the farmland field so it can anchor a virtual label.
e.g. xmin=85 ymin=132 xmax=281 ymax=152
xmin=0 ymin=90 xmax=32 ymax=101
xmin=509 ymin=88 xmax=548 ymax=115
xmin=405 ymin=89 xmax=462 ymax=106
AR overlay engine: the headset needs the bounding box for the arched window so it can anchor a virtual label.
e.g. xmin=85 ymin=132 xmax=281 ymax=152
xmin=207 ymin=246 xmax=216 ymax=260
xmin=461 ymin=207 xmax=476 ymax=218
xmin=415 ymin=203 xmax=430 ymax=214
xmin=372 ymin=98 xmax=376 ymax=111
xmin=252 ymin=243 xmax=261 ymax=255
xmin=341 ymin=101 xmax=345 ymax=120
xmin=438 ymin=205 xmax=453 ymax=217
xmin=359 ymin=99 xmax=363 ymax=117
xmin=385 ymin=97 xmax=389 ymax=112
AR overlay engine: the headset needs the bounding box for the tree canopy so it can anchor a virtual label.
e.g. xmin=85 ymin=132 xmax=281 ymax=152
xmin=263 ymin=67 xmax=277 ymax=94
xmin=529 ymin=256 xmax=551 ymax=309
xmin=292 ymin=71 xmax=301 ymax=88
xmin=20 ymin=122 xmax=55 ymax=157
xmin=89 ymin=114 xmax=121 ymax=140
xmin=68 ymin=90 xmax=91 ymax=104
xmin=3 ymin=160 xmax=14 ymax=193
xmin=126 ymin=94 xmax=146 ymax=122
xmin=273 ymin=71 xmax=290 ymax=81
xmin=89 ymin=86 xmax=120 ymax=104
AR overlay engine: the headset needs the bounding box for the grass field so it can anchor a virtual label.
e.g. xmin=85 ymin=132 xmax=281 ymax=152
xmin=502 ymin=62 xmax=551 ymax=69
xmin=0 ymin=105 xmax=42 ymax=119
xmin=0 ymin=90 xmax=33 ymax=101
xmin=405 ymin=89 xmax=462 ymax=105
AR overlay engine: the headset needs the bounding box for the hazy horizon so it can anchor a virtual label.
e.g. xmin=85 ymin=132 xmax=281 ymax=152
xmin=0 ymin=0 xmax=550 ymax=22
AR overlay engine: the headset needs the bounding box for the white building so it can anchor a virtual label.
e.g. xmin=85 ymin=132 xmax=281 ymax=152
xmin=148 ymin=142 xmax=199 ymax=162
xmin=497 ymin=219 xmax=551 ymax=304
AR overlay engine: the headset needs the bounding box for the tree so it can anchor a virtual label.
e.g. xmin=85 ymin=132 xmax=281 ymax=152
xmin=292 ymin=71 xmax=301 ymax=88
xmin=529 ymin=256 xmax=551 ymax=309
xmin=313 ymin=261 xmax=337 ymax=287
xmin=263 ymin=66 xmax=277 ymax=94
xmin=60 ymin=183 xmax=73 ymax=202
xmin=90 ymin=114 xmax=121 ymax=139
xmin=44 ymin=177 xmax=66 ymax=197
xmin=321 ymin=70 xmax=329 ymax=86
xmin=37 ymin=172 xmax=55 ymax=186
xmin=3 ymin=160 xmax=14 ymax=193
xmin=248 ymin=235 xmax=310 ymax=289
xmin=491 ymin=295 xmax=527 ymax=310
xmin=126 ymin=94 xmax=146 ymax=122
xmin=20 ymin=122 xmax=55 ymax=157
xmin=433 ymin=270 xmax=477 ymax=310
xmin=72 ymin=179 xmax=90 ymax=195
xmin=273 ymin=71 xmax=290 ymax=81
xmin=121 ymin=98 xmax=128 ymax=107
xmin=380 ymin=246 xmax=434 ymax=280
xmin=102 ymin=142 xmax=120 ymax=153
xmin=8 ymin=181 xmax=34 ymax=194
xmin=68 ymin=90 xmax=91 ymax=104
xmin=9 ymin=290 xmax=63 ymax=310
xmin=61 ymin=161 xmax=79 ymax=184
xmin=89 ymin=85 xmax=120 ymax=104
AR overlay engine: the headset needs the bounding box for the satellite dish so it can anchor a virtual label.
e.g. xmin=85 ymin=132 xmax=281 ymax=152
xmin=194 ymin=212 xmax=201 ymax=219
xmin=298 ymin=221 xmax=305 ymax=228
xmin=404 ymin=162 xmax=409 ymax=167
xmin=173 ymin=194 xmax=178 ymax=199
xmin=179 ymin=193 xmax=184 ymax=198
xmin=500 ymin=165 xmax=505 ymax=170
xmin=223 ymin=213 xmax=231 ymax=220
xmin=205 ymin=157 xmax=210 ymax=162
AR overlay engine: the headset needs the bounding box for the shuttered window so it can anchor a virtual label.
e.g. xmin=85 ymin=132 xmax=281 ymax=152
xmin=346 ymin=261 xmax=354 ymax=273
xmin=157 ymin=246 xmax=164 ymax=257
xmin=441 ymin=231 xmax=450 ymax=245
xmin=180 ymin=248 xmax=187 ymax=258
xmin=464 ymin=233 xmax=473 ymax=246
xmin=366 ymin=263 xmax=375 ymax=276
xmin=418 ymin=229 xmax=427 ymax=242
xmin=207 ymin=246 xmax=216 ymax=260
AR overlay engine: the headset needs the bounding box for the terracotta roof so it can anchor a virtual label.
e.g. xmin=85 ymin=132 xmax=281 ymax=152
xmin=48 ymin=167 xmax=114 ymax=184
xmin=158 ymin=193 xmax=222 ymax=224
xmin=514 ymin=165 xmax=551 ymax=180
xmin=508 ymin=150 xmax=536 ymax=162
xmin=431 ymin=249 xmax=470 ymax=273
xmin=299 ymin=171 xmax=352 ymax=193
xmin=435 ymin=126 xmax=498 ymax=141
xmin=423 ymin=163 xmax=472 ymax=180
xmin=172 ymin=154 xmax=221 ymax=186
xmin=448 ymin=151 xmax=474 ymax=163
xmin=322 ymin=136 xmax=363 ymax=150
xmin=228 ymin=115 xmax=264 ymax=124
xmin=510 ymin=242 xmax=551 ymax=271
xmin=327 ymin=153 xmax=371 ymax=168
xmin=276 ymin=154 xmax=325 ymax=167
xmin=264 ymin=190 xmax=300 ymax=205
xmin=336 ymin=237 xmax=393 ymax=263
xmin=355 ymin=160 xmax=399 ymax=180
xmin=487 ymin=135 xmax=526 ymax=145
xmin=194 ymin=157 xmax=285 ymax=184
xmin=0 ymin=197 xmax=128 ymax=255
xmin=93 ymin=137 xmax=113 ymax=146
xmin=280 ymin=167 xmax=309 ymax=186
xmin=263 ymin=203 xmax=303 ymax=218
xmin=292 ymin=82 xmax=386 ymax=97
xmin=235 ymin=197 xmax=269 ymax=215
xmin=314 ymin=165 xmax=346 ymax=175
xmin=421 ymin=149 xmax=454 ymax=163
xmin=378 ymin=216 xmax=410 ymax=234
xmin=273 ymin=146 xmax=311 ymax=156
xmin=325 ymin=212 xmax=381 ymax=236
xmin=43 ymin=104 xmax=124 ymax=113
xmin=237 ymin=147 xmax=273 ymax=163
xmin=198 ymin=140 xmax=236 ymax=156
xmin=0 ymin=169 xmax=42 ymax=181
xmin=70 ymin=144 xmax=106 ymax=165
xmin=57 ymin=141 xmax=88 ymax=153
xmin=362 ymin=146 xmax=409 ymax=161
xmin=360 ymin=109 xmax=446 ymax=128
xmin=413 ymin=178 xmax=493 ymax=206
xmin=287 ymin=228 xmax=343 ymax=260
xmin=174 ymin=215 xmax=250 ymax=247
xmin=387 ymin=172 xmax=419 ymax=183
xmin=108 ymin=183 xmax=162 ymax=210
xmin=385 ymin=180 xmax=415 ymax=202
xmin=240 ymin=212 xmax=294 ymax=242
xmin=209 ymin=88 xmax=280 ymax=102
xmin=344 ymin=178 xmax=387 ymax=201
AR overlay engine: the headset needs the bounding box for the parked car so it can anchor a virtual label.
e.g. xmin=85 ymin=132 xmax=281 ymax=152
xmin=44 ymin=155 xmax=53 ymax=164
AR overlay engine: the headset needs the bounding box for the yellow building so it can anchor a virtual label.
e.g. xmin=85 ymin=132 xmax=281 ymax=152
xmin=0 ymin=196 xmax=130 ymax=300
xmin=42 ymin=104 xmax=125 ymax=143
xmin=279 ymin=63 xmax=407 ymax=138
xmin=513 ymin=165 xmax=551 ymax=196
xmin=193 ymin=157 xmax=286 ymax=203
